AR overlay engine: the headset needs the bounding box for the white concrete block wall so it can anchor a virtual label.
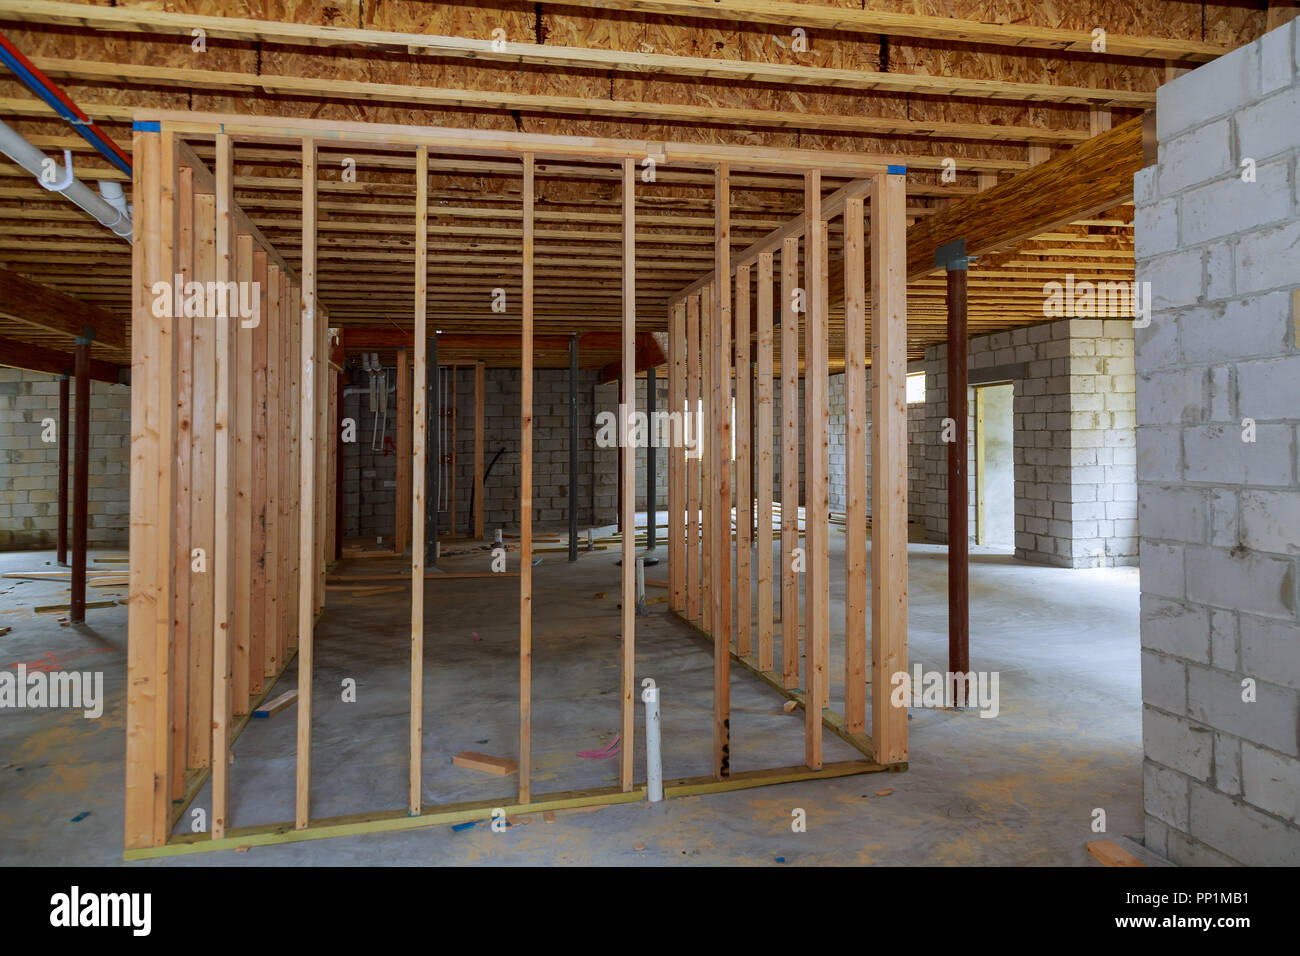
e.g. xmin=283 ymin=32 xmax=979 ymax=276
xmin=1135 ymin=19 xmax=1300 ymax=866
xmin=827 ymin=369 xmax=924 ymax=524
xmin=921 ymin=318 xmax=1137 ymax=568
xmin=343 ymin=366 xmax=614 ymax=540
xmin=0 ymin=368 xmax=130 ymax=550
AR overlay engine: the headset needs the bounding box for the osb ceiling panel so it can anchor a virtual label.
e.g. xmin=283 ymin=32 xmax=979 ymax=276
xmin=0 ymin=0 xmax=1265 ymax=367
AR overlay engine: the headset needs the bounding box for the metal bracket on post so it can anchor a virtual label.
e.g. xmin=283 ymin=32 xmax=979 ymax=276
xmin=934 ymin=237 xmax=974 ymax=273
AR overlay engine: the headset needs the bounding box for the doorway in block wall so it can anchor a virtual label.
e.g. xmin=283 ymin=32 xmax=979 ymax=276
xmin=975 ymin=383 xmax=1015 ymax=551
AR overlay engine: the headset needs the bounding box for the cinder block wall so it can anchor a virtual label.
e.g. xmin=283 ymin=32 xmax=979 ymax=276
xmin=827 ymin=370 xmax=926 ymax=524
xmin=343 ymin=366 xmax=614 ymax=541
xmin=920 ymin=318 xmax=1137 ymax=567
xmin=0 ymin=368 xmax=130 ymax=550
xmin=1134 ymin=20 xmax=1300 ymax=866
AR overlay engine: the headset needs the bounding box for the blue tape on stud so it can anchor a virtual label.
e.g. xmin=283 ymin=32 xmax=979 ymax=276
xmin=887 ymin=164 xmax=906 ymax=175
xmin=132 ymin=121 xmax=161 ymax=132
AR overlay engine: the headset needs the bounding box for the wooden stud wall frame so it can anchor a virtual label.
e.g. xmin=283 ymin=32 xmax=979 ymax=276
xmin=124 ymin=111 xmax=906 ymax=859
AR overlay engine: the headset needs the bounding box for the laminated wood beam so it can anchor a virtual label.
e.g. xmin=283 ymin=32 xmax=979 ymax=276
xmin=296 ymin=137 xmax=318 ymax=830
xmin=5 ymin=2 xmax=1157 ymax=106
xmin=0 ymin=334 xmax=120 ymax=383
xmin=520 ymin=153 xmax=537 ymax=801
xmin=410 ymin=146 xmax=429 ymax=815
xmin=904 ymin=117 xmax=1145 ymax=281
xmin=869 ymin=171 xmax=909 ymax=766
xmin=0 ymin=265 xmax=126 ymax=351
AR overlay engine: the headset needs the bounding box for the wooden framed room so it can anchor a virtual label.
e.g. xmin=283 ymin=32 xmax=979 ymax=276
xmin=120 ymin=111 xmax=910 ymax=857
xmin=3 ymin=1 xmax=1297 ymax=882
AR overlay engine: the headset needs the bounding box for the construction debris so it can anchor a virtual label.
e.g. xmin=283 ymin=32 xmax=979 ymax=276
xmin=451 ymin=751 xmax=518 ymax=776
xmin=253 ymin=690 xmax=298 ymax=719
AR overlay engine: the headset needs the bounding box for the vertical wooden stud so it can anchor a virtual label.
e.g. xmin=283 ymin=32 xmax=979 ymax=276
xmin=410 ymin=145 xmax=429 ymax=815
xmin=686 ymin=294 xmax=701 ymax=622
xmin=843 ymin=196 xmax=868 ymax=733
xmin=735 ymin=263 xmax=752 ymax=659
xmin=296 ymin=137 xmax=318 ymax=830
xmin=520 ymin=153 xmax=536 ymax=801
xmin=619 ymin=156 xmax=636 ymax=792
xmin=755 ymin=251 xmax=775 ymax=673
xmin=779 ymin=235 xmax=800 ymax=690
xmin=870 ymin=169 xmax=910 ymax=765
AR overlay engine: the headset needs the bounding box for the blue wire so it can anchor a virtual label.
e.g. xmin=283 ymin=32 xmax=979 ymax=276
xmin=0 ymin=46 xmax=133 ymax=177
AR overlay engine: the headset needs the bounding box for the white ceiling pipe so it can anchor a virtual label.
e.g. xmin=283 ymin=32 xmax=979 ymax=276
xmin=0 ymin=117 xmax=132 ymax=243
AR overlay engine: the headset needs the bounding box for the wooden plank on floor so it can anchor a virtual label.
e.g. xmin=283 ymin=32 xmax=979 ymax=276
xmin=1086 ymin=840 xmax=1147 ymax=867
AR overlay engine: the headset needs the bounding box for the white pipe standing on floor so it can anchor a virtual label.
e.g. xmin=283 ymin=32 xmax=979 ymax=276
xmin=641 ymin=678 xmax=662 ymax=803
xmin=0 ymin=118 xmax=132 ymax=242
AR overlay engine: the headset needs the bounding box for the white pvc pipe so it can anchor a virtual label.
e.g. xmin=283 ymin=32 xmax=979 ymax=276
xmin=641 ymin=678 xmax=662 ymax=803
xmin=0 ymin=118 xmax=132 ymax=242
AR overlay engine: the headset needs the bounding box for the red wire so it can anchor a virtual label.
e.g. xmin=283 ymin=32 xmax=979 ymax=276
xmin=0 ymin=32 xmax=132 ymax=170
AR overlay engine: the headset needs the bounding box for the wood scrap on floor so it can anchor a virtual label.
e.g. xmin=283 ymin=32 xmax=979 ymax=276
xmin=451 ymin=751 xmax=518 ymax=776
xmin=35 ymin=600 xmax=116 ymax=614
xmin=349 ymin=585 xmax=406 ymax=597
xmin=253 ymin=690 xmax=298 ymax=718
xmin=1086 ymin=839 xmax=1147 ymax=867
